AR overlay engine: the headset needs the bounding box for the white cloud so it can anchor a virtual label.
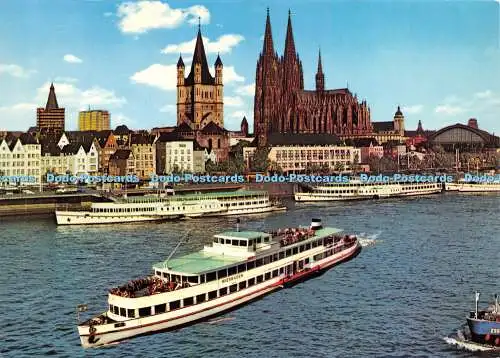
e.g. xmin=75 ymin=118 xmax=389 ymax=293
xmin=0 ymin=81 xmax=127 ymax=131
xmin=111 ymin=113 xmax=136 ymax=128
xmin=131 ymin=62 xmax=244 ymax=91
xmin=474 ymin=90 xmax=492 ymax=99
xmin=216 ymin=66 xmax=244 ymax=83
xmin=161 ymin=34 xmax=244 ymax=55
xmin=116 ymin=1 xmax=210 ymax=34
xmin=160 ymin=104 xmax=176 ymax=113
xmin=401 ymin=105 xmax=423 ymax=115
xmin=35 ymin=81 xmax=126 ymax=109
xmin=434 ymin=105 xmax=465 ymax=115
xmin=63 ymin=54 xmax=83 ymax=64
xmin=224 ymin=96 xmax=244 ymax=107
xmin=235 ymin=83 xmax=255 ymax=96
xmin=130 ymin=63 xmax=177 ymax=91
xmin=0 ymin=64 xmax=36 ymax=78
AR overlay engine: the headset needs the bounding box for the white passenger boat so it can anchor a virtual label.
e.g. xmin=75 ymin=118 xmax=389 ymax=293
xmin=445 ymin=181 xmax=500 ymax=192
xmin=77 ymin=219 xmax=361 ymax=348
xmin=56 ymin=190 xmax=286 ymax=225
xmin=294 ymin=180 xmax=442 ymax=201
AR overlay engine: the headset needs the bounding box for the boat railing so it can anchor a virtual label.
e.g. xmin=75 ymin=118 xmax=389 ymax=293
xmin=109 ymin=276 xmax=196 ymax=298
xmin=269 ymin=227 xmax=316 ymax=247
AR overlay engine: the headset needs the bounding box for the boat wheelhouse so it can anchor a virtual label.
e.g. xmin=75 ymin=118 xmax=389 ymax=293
xmin=77 ymin=219 xmax=361 ymax=348
xmin=295 ymin=180 xmax=442 ymax=201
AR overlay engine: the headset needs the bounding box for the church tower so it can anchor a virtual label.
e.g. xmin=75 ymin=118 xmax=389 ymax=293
xmin=315 ymin=49 xmax=324 ymax=92
xmin=254 ymin=8 xmax=281 ymax=145
xmin=176 ymin=22 xmax=223 ymax=130
xmin=393 ymin=106 xmax=405 ymax=137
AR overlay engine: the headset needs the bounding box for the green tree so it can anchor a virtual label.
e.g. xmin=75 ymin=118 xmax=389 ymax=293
xmin=250 ymin=146 xmax=271 ymax=172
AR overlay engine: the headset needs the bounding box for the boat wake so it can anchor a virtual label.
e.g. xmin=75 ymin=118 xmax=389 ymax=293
xmin=206 ymin=317 xmax=235 ymax=325
xmin=443 ymin=336 xmax=499 ymax=352
xmin=357 ymin=231 xmax=382 ymax=248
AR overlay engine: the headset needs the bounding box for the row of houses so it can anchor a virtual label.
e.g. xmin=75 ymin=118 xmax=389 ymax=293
xmin=0 ymin=127 xmax=219 ymax=185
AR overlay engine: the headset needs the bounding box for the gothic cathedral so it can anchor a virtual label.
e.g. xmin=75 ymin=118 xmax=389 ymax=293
xmin=254 ymin=10 xmax=373 ymax=146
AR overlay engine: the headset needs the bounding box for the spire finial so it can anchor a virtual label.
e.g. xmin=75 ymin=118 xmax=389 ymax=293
xmin=267 ymin=7 xmax=269 ymax=16
xmin=198 ymin=16 xmax=201 ymax=30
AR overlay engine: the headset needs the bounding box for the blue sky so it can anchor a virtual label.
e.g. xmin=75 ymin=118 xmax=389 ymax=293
xmin=0 ymin=0 xmax=499 ymax=134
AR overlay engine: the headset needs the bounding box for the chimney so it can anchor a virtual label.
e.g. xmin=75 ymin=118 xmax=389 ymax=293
xmin=310 ymin=218 xmax=322 ymax=230
xmin=467 ymin=118 xmax=478 ymax=129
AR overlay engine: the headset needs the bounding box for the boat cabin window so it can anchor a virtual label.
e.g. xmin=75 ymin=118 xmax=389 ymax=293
xmin=248 ymin=240 xmax=253 ymax=247
xmin=170 ymin=300 xmax=180 ymax=310
xmin=264 ymin=237 xmax=270 ymax=243
xmin=187 ymin=276 xmax=199 ymax=284
xmin=155 ymin=304 xmax=166 ymax=314
xmin=228 ymin=266 xmax=237 ymax=276
xmin=109 ymin=304 xmax=113 ymax=312
xmin=197 ymin=294 xmax=206 ymax=303
xmin=139 ymin=307 xmax=151 ymax=317
xmin=206 ymin=271 xmax=216 ymax=282
xmin=237 ymin=264 xmax=246 ymax=273
xmin=229 ymin=284 xmax=237 ymax=293
xmin=239 ymin=240 xmax=246 ymax=247
xmin=127 ymin=309 xmax=135 ymax=318
xmin=120 ymin=308 xmax=126 ymax=316
xmin=219 ymin=287 xmax=228 ymax=296
xmin=183 ymin=297 xmax=194 ymax=307
xmin=247 ymin=261 xmax=255 ymax=269
xmin=257 ymin=237 xmax=262 ymax=244
xmin=208 ymin=290 xmax=217 ymax=300
xmin=232 ymin=240 xmax=239 ymax=246
xmin=113 ymin=306 xmax=119 ymax=315
xmin=171 ymin=274 xmax=179 ymax=282
xmin=218 ymin=269 xmax=227 ymax=278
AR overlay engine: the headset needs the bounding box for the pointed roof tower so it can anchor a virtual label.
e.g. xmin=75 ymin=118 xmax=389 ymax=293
xmin=317 ymin=48 xmax=323 ymax=74
xmin=45 ymin=83 xmax=59 ymax=110
xmin=215 ymin=52 xmax=223 ymax=67
xmin=262 ymin=7 xmax=275 ymax=56
xmin=177 ymin=54 xmax=184 ymax=68
xmin=186 ymin=19 xmax=214 ymax=85
xmin=284 ymin=9 xmax=296 ymax=60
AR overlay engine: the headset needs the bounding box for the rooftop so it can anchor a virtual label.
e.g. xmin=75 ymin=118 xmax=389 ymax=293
xmin=153 ymin=251 xmax=241 ymax=275
xmin=215 ymin=231 xmax=269 ymax=240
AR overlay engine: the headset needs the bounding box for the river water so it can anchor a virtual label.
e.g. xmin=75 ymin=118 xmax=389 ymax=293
xmin=0 ymin=192 xmax=499 ymax=358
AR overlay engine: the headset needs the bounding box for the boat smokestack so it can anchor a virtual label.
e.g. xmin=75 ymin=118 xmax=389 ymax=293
xmin=310 ymin=218 xmax=322 ymax=230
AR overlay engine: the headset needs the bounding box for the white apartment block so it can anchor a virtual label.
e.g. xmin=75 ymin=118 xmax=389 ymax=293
xmin=0 ymin=135 xmax=41 ymax=185
xmin=244 ymin=145 xmax=361 ymax=173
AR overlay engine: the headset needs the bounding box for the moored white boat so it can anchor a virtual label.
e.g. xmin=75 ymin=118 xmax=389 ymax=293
xmin=445 ymin=181 xmax=500 ymax=192
xmin=295 ymin=180 xmax=442 ymax=201
xmin=56 ymin=190 xmax=286 ymax=225
xmin=77 ymin=219 xmax=361 ymax=348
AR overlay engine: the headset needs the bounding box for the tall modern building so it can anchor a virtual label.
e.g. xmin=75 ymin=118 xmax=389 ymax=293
xmin=37 ymin=83 xmax=65 ymax=131
xmin=78 ymin=110 xmax=110 ymax=131
xmin=254 ymin=10 xmax=372 ymax=146
xmin=176 ymin=23 xmax=224 ymax=130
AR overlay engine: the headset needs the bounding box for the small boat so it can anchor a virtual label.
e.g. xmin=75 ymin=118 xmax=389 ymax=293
xmin=76 ymin=218 xmax=361 ymax=348
xmin=466 ymin=292 xmax=500 ymax=347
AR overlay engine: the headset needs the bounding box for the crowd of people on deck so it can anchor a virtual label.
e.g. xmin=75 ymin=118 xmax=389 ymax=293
xmin=271 ymin=227 xmax=315 ymax=247
xmin=109 ymin=276 xmax=192 ymax=297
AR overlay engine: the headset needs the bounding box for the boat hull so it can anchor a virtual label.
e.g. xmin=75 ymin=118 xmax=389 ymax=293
xmin=467 ymin=317 xmax=500 ymax=346
xmin=78 ymin=241 xmax=361 ymax=348
xmin=295 ymin=187 xmax=441 ymax=202
xmin=55 ymin=211 xmax=181 ymax=225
